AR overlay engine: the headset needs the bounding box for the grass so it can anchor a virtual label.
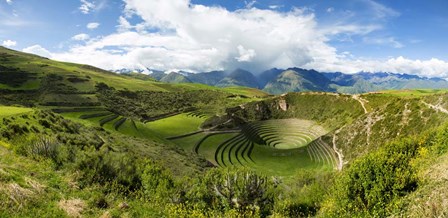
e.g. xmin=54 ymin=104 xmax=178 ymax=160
xmin=167 ymin=118 xmax=336 ymax=176
xmin=195 ymin=133 xmax=240 ymax=165
xmin=244 ymin=119 xmax=328 ymax=149
xmin=0 ymin=106 xmax=33 ymax=117
xmin=374 ymin=89 xmax=448 ymax=98
xmin=221 ymin=86 xmax=270 ymax=98
xmin=143 ymin=113 xmax=208 ymax=138
xmin=171 ymin=132 xmax=208 ymax=152
xmin=60 ymin=110 xmax=168 ymax=143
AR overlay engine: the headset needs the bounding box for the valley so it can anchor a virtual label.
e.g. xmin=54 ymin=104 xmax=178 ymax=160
xmin=2 ymin=47 xmax=448 ymax=217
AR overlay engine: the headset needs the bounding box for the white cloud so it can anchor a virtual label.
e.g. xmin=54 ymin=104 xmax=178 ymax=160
xmin=5 ymin=0 xmax=12 ymax=4
xmin=79 ymin=0 xmax=95 ymax=14
xmin=87 ymin=22 xmax=100 ymax=29
xmin=268 ymin=5 xmax=281 ymax=10
xmin=117 ymin=16 xmax=133 ymax=32
xmin=363 ymin=36 xmax=404 ymax=48
xmin=362 ymin=0 xmax=400 ymax=19
xmin=236 ymin=45 xmax=256 ymax=62
xmin=245 ymin=0 xmax=256 ymax=9
xmin=22 ymin=45 xmax=52 ymax=58
xmin=46 ymin=0 xmax=448 ymax=78
xmin=72 ymin=33 xmax=90 ymax=41
xmin=2 ymin=39 xmax=16 ymax=47
xmin=327 ymin=7 xmax=334 ymax=13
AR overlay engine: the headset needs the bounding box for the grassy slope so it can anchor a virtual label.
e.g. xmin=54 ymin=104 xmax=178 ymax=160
xmin=331 ymin=92 xmax=448 ymax=164
xmin=0 ymin=108 xmax=210 ymax=217
xmin=0 ymin=106 xmax=33 ymax=117
xmin=143 ymin=113 xmax=207 ymax=138
xmin=0 ymin=46 xmax=269 ymax=103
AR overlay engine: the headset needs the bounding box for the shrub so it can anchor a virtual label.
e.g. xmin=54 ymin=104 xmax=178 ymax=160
xmin=322 ymin=138 xmax=420 ymax=217
xmin=27 ymin=136 xmax=64 ymax=166
xmin=75 ymin=151 xmax=142 ymax=192
xmin=141 ymin=161 xmax=177 ymax=203
xmin=189 ymin=167 xmax=277 ymax=217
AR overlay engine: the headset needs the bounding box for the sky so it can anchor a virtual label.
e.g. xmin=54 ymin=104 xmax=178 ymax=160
xmin=0 ymin=0 xmax=447 ymax=77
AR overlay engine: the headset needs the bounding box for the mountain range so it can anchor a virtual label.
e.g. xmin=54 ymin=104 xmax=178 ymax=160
xmin=126 ymin=68 xmax=448 ymax=94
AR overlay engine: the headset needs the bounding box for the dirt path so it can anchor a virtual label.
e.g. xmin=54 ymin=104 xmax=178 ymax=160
xmin=352 ymin=95 xmax=368 ymax=114
xmin=422 ymin=101 xmax=448 ymax=114
xmin=332 ymin=131 xmax=344 ymax=171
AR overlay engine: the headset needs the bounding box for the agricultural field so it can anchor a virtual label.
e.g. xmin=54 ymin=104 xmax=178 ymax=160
xmin=63 ymin=108 xmax=342 ymax=176
xmin=170 ymin=118 xmax=338 ymax=176
xmin=143 ymin=113 xmax=208 ymax=138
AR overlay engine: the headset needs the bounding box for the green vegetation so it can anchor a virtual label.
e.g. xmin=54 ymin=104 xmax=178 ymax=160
xmin=144 ymin=113 xmax=207 ymax=138
xmin=375 ymin=89 xmax=448 ymax=97
xmin=0 ymin=106 xmax=33 ymax=117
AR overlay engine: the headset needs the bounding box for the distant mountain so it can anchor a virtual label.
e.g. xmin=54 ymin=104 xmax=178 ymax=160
xmin=188 ymin=71 xmax=226 ymax=86
xmin=215 ymin=69 xmax=260 ymax=88
xmin=263 ymin=68 xmax=335 ymax=94
xmin=160 ymin=72 xmax=192 ymax=84
xmin=258 ymin=68 xmax=284 ymax=88
xmin=324 ymin=72 xmax=448 ymax=93
xmin=141 ymin=70 xmax=164 ymax=81
xmin=117 ymin=65 xmax=448 ymax=94
xmin=122 ymin=72 xmax=158 ymax=82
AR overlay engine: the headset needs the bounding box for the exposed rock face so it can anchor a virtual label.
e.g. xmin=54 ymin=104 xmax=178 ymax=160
xmin=278 ymin=99 xmax=288 ymax=111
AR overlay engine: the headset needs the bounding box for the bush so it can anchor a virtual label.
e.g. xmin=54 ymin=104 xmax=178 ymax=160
xmin=75 ymin=151 xmax=142 ymax=192
xmin=141 ymin=161 xmax=177 ymax=203
xmin=29 ymin=136 xmax=60 ymax=162
xmin=188 ymin=167 xmax=277 ymax=217
xmin=322 ymin=138 xmax=421 ymax=217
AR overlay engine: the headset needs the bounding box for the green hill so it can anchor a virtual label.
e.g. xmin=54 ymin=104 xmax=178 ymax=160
xmin=160 ymin=72 xmax=193 ymax=84
xmin=263 ymin=68 xmax=335 ymax=94
xmin=215 ymin=68 xmax=260 ymax=88
xmin=187 ymin=70 xmax=226 ymax=86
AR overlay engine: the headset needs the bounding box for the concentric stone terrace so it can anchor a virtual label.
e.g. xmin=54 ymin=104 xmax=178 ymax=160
xmin=242 ymin=119 xmax=327 ymax=149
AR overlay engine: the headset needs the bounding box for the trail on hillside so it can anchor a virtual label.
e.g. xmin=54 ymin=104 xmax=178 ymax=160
xmin=332 ymin=130 xmax=344 ymax=171
xmin=352 ymin=95 xmax=368 ymax=114
xmin=422 ymin=101 xmax=448 ymax=114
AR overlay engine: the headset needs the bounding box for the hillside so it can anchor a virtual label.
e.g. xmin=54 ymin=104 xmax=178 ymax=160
xmin=159 ymin=72 xmax=192 ymax=84
xmin=263 ymin=68 xmax=335 ymax=94
xmin=215 ymin=69 xmax=260 ymax=88
xmin=187 ymin=70 xmax=226 ymax=86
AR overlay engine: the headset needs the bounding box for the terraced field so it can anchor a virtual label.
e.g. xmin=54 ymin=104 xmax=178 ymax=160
xmin=57 ymin=107 xmax=339 ymax=174
xmin=58 ymin=109 xmax=209 ymax=143
xmin=242 ymin=119 xmax=327 ymax=149
xmin=170 ymin=118 xmax=339 ymax=175
xmin=143 ymin=113 xmax=208 ymax=138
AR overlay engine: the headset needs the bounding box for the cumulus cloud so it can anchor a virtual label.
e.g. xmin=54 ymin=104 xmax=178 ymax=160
xmin=44 ymin=0 xmax=448 ymax=78
xmin=87 ymin=22 xmax=100 ymax=29
xmin=22 ymin=45 xmax=52 ymax=58
xmin=71 ymin=33 xmax=90 ymax=41
xmin=2 ymin=39 xmax=16 ymax=47
xmin=5 ymin=0 xmax=12 ymax=4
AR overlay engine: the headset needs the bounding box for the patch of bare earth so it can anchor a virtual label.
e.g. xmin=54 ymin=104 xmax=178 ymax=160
xmin=58 ymin=199 xmax=86 ymax=218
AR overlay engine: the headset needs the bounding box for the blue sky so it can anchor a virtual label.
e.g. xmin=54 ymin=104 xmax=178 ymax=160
xmin=0 ymin=0 xmax=447 ymax=77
